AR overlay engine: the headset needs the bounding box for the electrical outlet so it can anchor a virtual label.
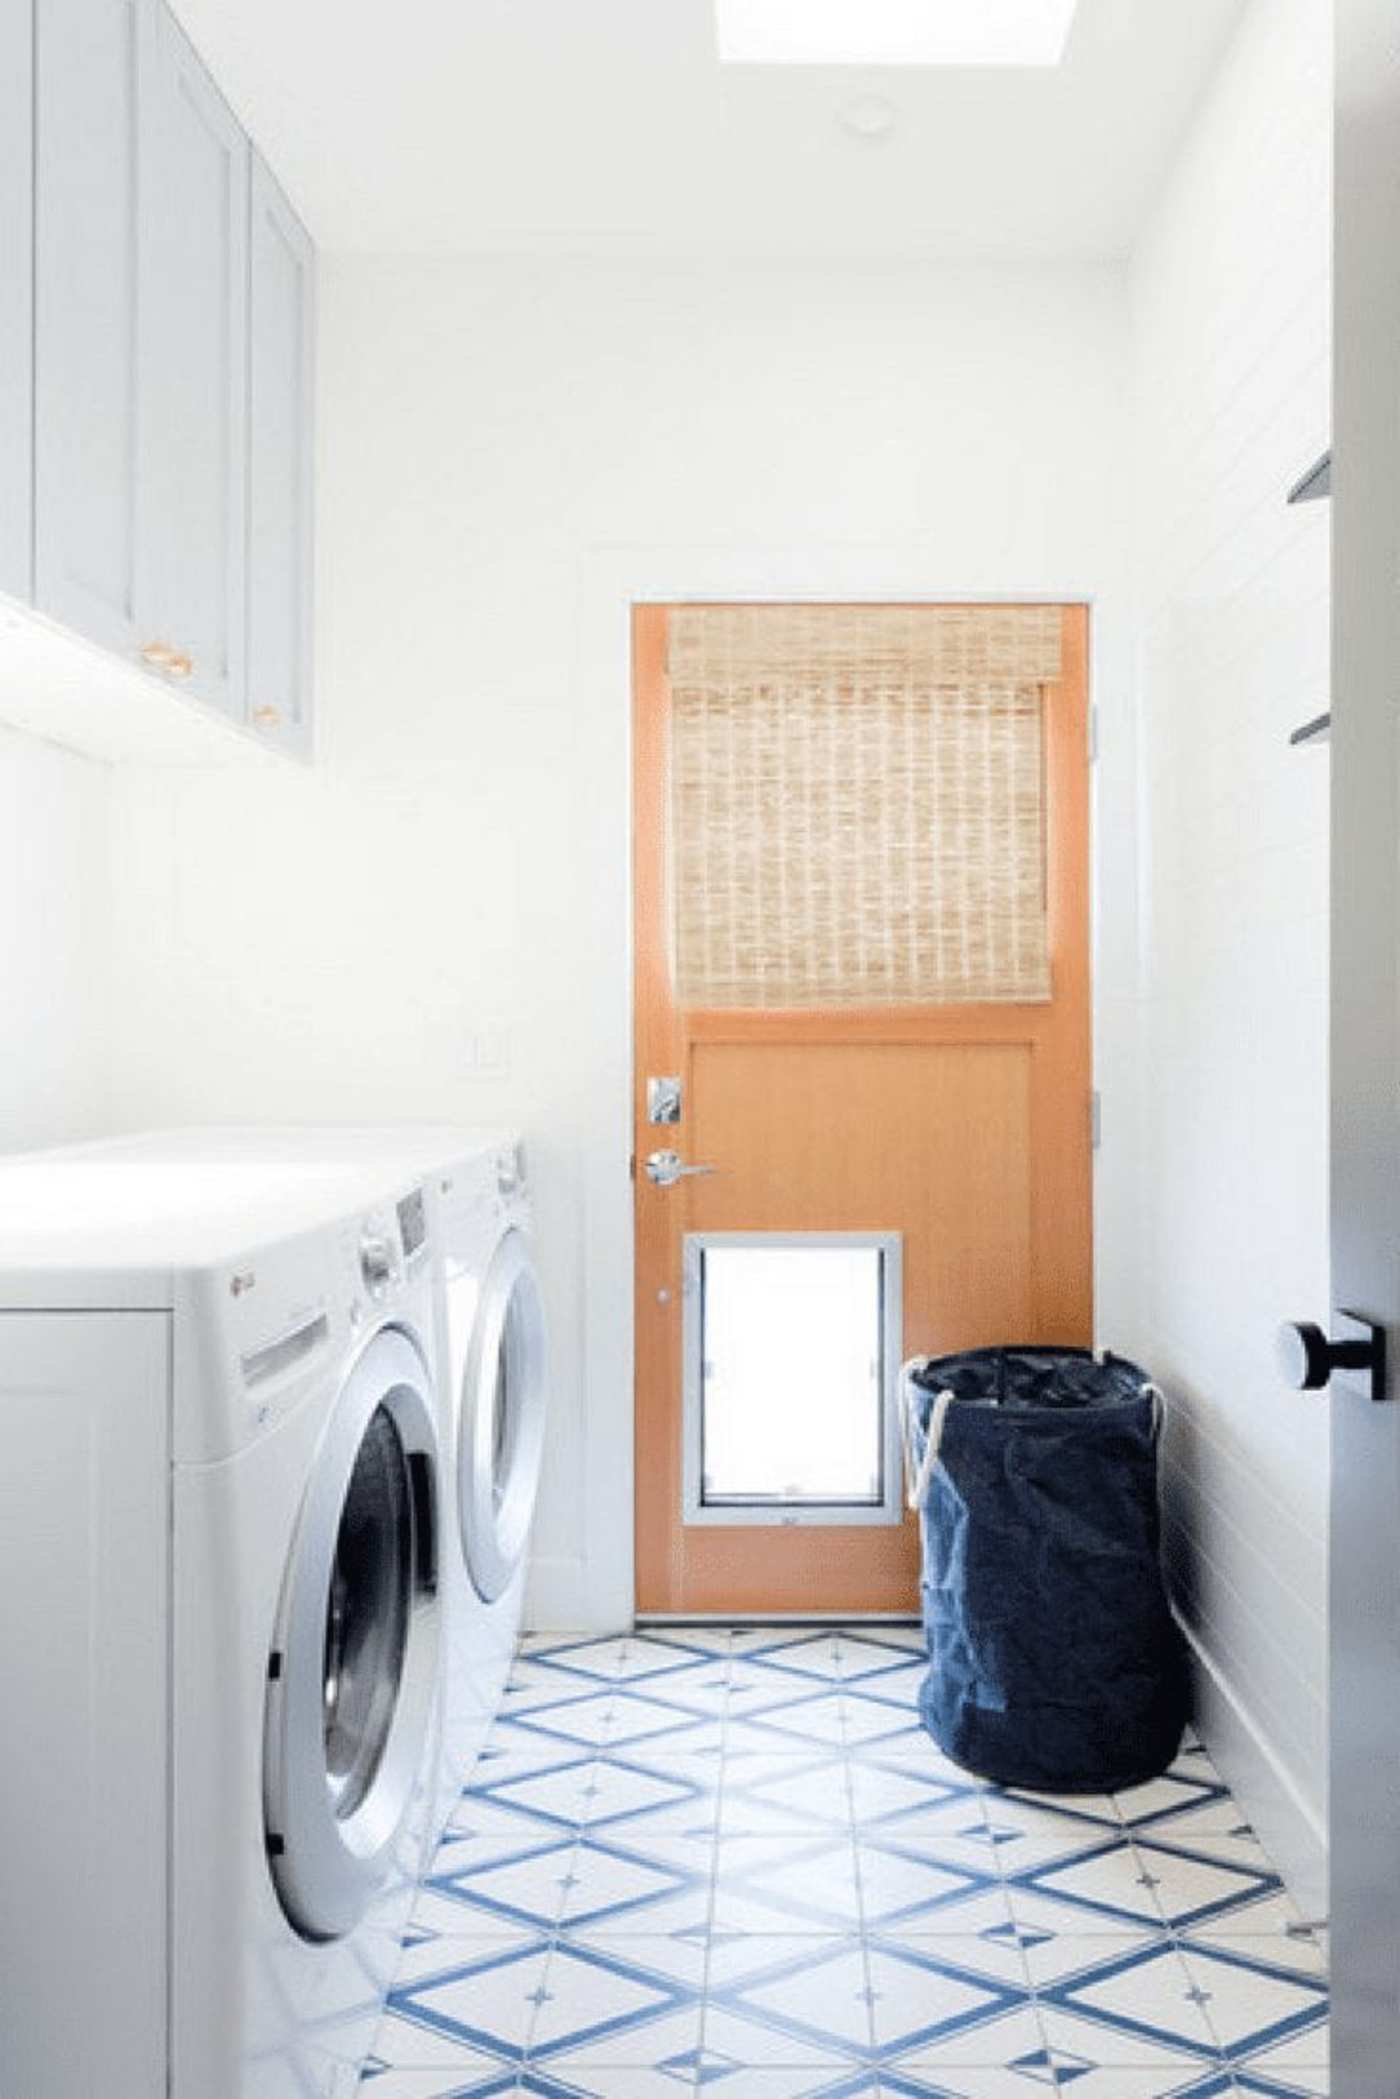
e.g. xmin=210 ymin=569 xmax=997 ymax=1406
xmin=465 ymin=1023 xmax=510 ymax=1075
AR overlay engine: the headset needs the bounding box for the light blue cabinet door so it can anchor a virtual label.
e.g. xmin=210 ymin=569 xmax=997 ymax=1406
xmin=247 ymin=154 xmax=315 ymax=756
xmin=33 ymin=0 xmax=147 ymax=655
xmin=138 ymin=1 xmax=249 ymax=720
xmin=0 ymin=0 xmax=33 ymax=604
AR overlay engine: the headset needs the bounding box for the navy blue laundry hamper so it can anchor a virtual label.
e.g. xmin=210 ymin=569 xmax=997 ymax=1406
xmin=903 ymin=1347 xmax=1188 ymax=1794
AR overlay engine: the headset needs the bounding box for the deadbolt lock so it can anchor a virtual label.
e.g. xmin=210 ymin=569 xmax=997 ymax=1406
xmin=647 ymin=1075 xmax=683 ymax=1124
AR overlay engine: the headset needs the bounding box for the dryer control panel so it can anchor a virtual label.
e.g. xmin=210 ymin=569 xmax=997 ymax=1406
xmin=351 ymin=1183 xmax=431 ymax=1306
xmin=397 ymin=1184 xmax=428 ymax=1261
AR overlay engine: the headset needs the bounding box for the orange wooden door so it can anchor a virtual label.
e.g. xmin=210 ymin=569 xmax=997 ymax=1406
xmin=633 ymin=603 xmax=1092 ymax=1617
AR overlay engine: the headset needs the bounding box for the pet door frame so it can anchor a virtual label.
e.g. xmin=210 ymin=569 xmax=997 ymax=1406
xmin=681 ymin=1230 xmax=904 ymax=1528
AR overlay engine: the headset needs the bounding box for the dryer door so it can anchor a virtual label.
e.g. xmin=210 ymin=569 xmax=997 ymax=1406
xmin=460 ymin=1229 xmax=548 ymax=1603
xmin=264 ymin=1326 xmax=441 ymax=1942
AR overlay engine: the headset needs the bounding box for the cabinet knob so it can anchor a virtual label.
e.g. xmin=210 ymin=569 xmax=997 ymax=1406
xmin=252 ymin=705 xmax=282 ymax=728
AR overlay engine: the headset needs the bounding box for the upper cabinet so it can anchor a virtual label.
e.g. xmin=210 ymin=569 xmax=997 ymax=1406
xmin=33 ymin=0 xmax=145 ymax=657
xmin=13 ymin=0 xmax=315 ymax=760
xmin=247 ymin=155 xmax=315 ymax=757
xmin=139 ymin=2 xmax=250 ymax=720
xmin=0 ymin=0 xmax=33 ymax=603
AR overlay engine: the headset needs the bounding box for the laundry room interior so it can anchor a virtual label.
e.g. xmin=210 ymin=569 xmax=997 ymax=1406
xmin=2 ymin=0 xmax=1393 ymax=2093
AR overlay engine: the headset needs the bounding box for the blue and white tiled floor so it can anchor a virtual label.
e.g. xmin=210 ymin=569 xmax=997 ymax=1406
xmin=362 ymin=1627 xmax=1329 ymax=2098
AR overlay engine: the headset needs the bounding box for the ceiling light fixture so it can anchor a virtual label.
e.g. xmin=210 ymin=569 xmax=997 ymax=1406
xmin=715 ymin=0 xmax=1081 ymax=68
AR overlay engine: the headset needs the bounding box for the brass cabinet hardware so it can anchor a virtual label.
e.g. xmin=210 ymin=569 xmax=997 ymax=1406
xmin=140 ymin=641 xmax=194 ymax=679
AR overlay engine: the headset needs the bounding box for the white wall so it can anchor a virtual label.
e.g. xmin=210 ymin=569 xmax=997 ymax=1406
xmin=0 ymin=722 xmax=110 ymax=1149
xmin=1109 ymin=0 xmax=1331 ymax=1909
xmin=107 ymin=257 xmax=1134 ymax=1631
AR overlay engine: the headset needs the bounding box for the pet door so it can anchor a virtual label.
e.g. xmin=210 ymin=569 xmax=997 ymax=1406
xmin=682 ymin=1232 xmax=903 ymax=1526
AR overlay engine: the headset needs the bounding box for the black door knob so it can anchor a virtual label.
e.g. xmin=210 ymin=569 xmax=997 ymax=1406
xmin=1277 ymin=1314 xmax=1387 ymax=1402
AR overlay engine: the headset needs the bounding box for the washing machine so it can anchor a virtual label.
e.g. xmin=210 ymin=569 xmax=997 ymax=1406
xmin=429 ymin=1135 xmax=549 ymax=1837
xmin=0 ymin=1137 xmax=446 ymax=2099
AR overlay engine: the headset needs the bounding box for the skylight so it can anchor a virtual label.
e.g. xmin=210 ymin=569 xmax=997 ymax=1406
xmin=715 ymin=0 xmax=1082 ymax=67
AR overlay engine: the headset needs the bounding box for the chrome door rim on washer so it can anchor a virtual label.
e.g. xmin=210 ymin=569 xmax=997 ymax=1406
xmin=460 ymin=1229 xmax=547 ymax=1604
xmin=264 ymin=1324 xmax=441 ymax=1943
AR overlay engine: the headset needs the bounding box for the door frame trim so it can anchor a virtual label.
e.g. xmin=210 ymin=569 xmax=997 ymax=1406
xmin=1329 ymin=0 xmax=1400 ymax=2075
xmin=558 ymin=551 xmax=1120 ymax=1636
xmin=629 ymin=593 xmax=1093 ymax=1616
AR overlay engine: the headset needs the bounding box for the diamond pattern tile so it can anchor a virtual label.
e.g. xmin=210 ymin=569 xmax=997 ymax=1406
xmin=362 ymin=1630 xmax=1330 ymax=2096
xmin=722 ymin=1938 xmax=876 ymax=2056
xmin=528 ymin=1940 xmax=697 ymax=2060
xmin=720 ymin=1752 xmax=853 ymax=1835
xmin=426 ymin=1839 xmax=582 ymax=1932
xmin=713 ymin=1834 xmax=864 ymax=1933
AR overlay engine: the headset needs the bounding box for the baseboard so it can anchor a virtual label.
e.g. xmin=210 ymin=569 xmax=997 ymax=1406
xmin=1176 ymin=1613 xmax=1328 ymax=1923
xmin=523 ymin=1553 xmax=623 ymax=1635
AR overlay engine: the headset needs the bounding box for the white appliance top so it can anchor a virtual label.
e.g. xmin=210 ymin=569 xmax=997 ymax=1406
xmin=0 ymin=1126 xmax=518 ymax=1312
xmin=0 ymin=1153 xmax=394 ymax=1272
xmin=54 ymin=1123 xmax=516 ymax=1187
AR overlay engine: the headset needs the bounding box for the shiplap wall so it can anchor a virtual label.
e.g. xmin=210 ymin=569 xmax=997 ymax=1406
xmin=1118 ymin=0 xmax=1331 ymax=1907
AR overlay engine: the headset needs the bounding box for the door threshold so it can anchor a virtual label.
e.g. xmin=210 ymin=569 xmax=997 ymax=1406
xmin=635 ymin=1611 xmax=922 ymax=1626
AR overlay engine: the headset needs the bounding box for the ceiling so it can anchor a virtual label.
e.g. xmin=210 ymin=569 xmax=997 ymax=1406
xmin=173 ymin=0 xmax=1250 ymax=260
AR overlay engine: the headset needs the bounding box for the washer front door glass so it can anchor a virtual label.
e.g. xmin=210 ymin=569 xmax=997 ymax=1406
xmin=265 ymin=1327 xmax=441 ymax=1942
xmin=460 ymin=1230 xmax=547 ymax=1603
xmin=323 ymin=1403 xmax=413 ymax=1818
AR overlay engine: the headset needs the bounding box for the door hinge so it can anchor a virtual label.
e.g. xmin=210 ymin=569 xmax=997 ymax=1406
xmin=1090 ymin=1091 xmax=1102 ymax=1150
xmin=1088 ymin=705 xmax=1100 ymax=764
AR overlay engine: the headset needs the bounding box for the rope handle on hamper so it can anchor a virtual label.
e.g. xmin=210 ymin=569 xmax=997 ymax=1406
xmin=902 ymin=1379 xmax=955 ymax=1511
xmin=899 ymin=1368 xmax=923 ymax=1504
xmin=1142 ymin=1381 xmax=1166 ymax=1441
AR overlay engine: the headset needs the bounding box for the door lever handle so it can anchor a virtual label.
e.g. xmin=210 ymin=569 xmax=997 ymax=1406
xmin=1277 ymin=1312 xmax=1388 ymax=1403
xmin=645 ymin=1149 xmax=719 ymax=1188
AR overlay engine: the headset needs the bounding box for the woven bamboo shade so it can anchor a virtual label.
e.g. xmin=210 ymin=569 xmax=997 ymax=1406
xmin=667 ymin=605 xmax=1060 ymax=1010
